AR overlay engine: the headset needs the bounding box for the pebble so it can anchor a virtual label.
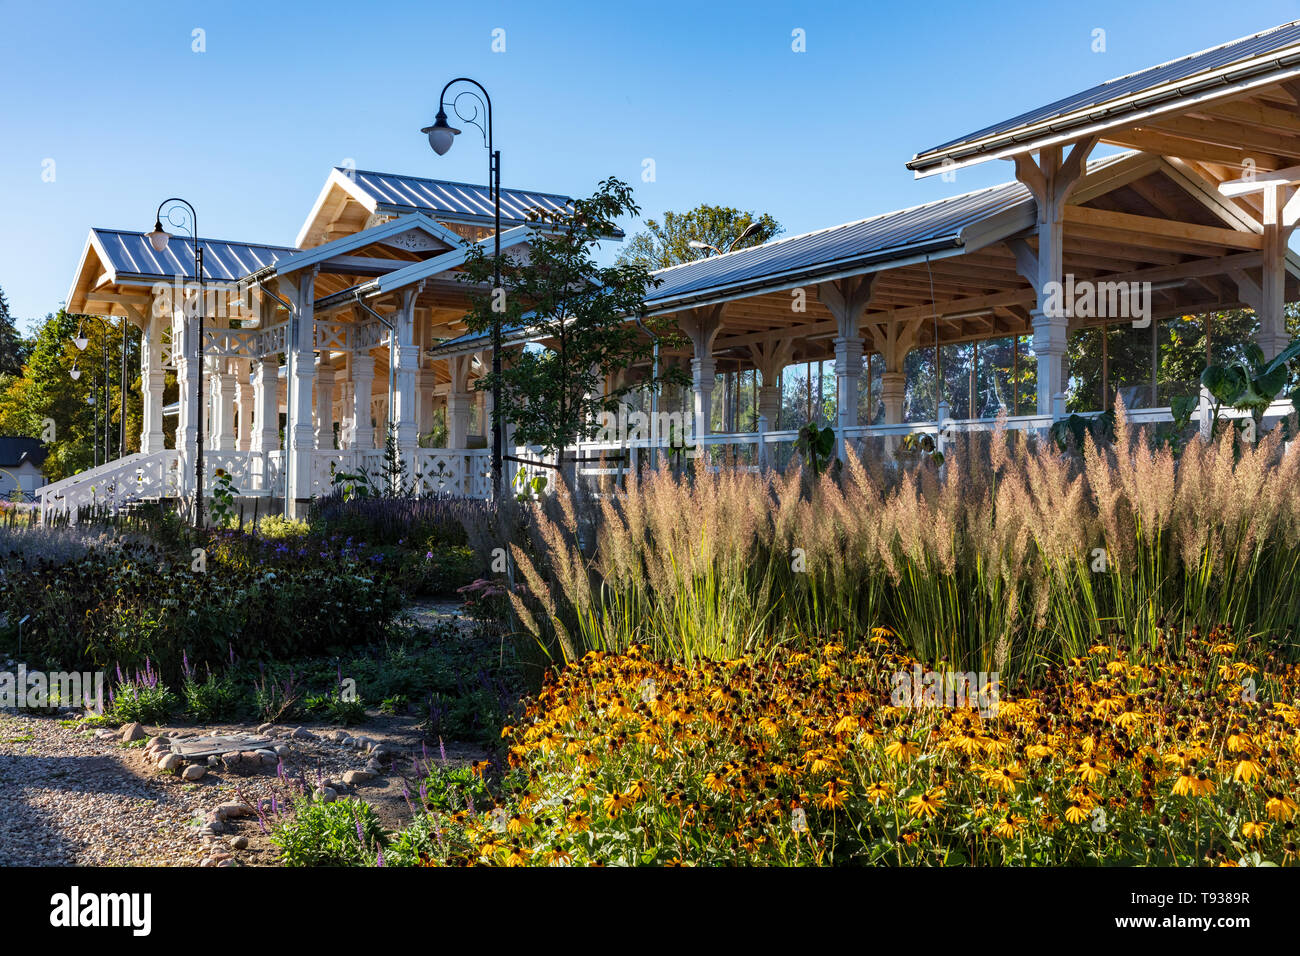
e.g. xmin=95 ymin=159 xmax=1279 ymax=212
xmin=158 ymin=754 xmax=184 ymax=772
xmin=342 ymin=770 xmax=374 ymax=785
xmin=257 ymin=723 xmax=275 ymax=734
xmin=182 ymin=764 xmax=206 ymax=782
xmin=314 ymin=787 xmax=337 ymax=803
xmin=228 ymin=836 xmax=249 ymax=850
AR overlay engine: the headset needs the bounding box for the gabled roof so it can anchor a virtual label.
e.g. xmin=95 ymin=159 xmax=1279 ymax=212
xmin=0 ymin=437 xmax=48 ymax=469
xmin=296 ymin=167 xmax=574 ymax=247
xmin=66 ymin=228 xmax=297 ymax=311
xmin=909 ymin=20 xmax=1300 ymax=176
xmin=260 ymin=213 xmax=465 ymax=279
xmin=88 ymin=229 xmax=296 ymax=283
xmin=315 ymin=224 xmax=535 ymax=309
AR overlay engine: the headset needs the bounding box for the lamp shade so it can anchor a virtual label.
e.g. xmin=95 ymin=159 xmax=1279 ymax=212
xmin=73 ymin=336 xmax=88 ymax=351
xmin=69 ymin=367 xmax=81 ymax=381
xmin=146 ymin=220 xmax=171 ymax=253
xmin=421 ymin=110 xmax=460 ymax=156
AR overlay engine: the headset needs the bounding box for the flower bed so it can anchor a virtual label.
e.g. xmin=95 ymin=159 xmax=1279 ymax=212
xmin=410 ymin=625 xmax=1299 ymax=865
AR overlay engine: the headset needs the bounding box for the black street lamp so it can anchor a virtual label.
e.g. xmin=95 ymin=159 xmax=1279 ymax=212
xmin=423 ymin=78 xmax=504 ymax=501
xmin=146 ymin=198 xmax=205 ymax=526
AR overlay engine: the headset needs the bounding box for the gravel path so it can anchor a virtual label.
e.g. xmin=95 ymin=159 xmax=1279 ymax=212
xmin=0 ymin=712 xmax=212 ymax=866
xmin=0 ymin=710 xmax=484 ymax=866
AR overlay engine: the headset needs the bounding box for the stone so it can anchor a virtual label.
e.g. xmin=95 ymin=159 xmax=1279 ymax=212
xmin=223 ymin=752 xmax=245 ymax=768
xmin=272 ymin=744 xmax=290 ymax=757
xmin=334 ymin=730 xmax=350 ymax=742
xmin=314 ymin=787 xmax=337 ymax=803
xmin=238 ymin=751 xmax=261 ymax=765
xmin=342 ymin=770 xmax=374 ymax=786
xmin=171 ymin=733 xmax=275 ymax=759
xmin=325 ymin=779 xmax=345 ymax=792
xmin=207 ymin=755 xmax=220 ymax=767
xmin=365 ymin=761 xmax=382 ymax=774
xmin=292 ymin=727 xmax=317 ymax=741
xmin=229 ymin=836 xmax=249 ymax=850
xmin=94 ymin=729 xmax=118 ymax=740
xmin=120 ymin=722 xmax=146 ymax=742
xmin=216 ymin=859 xmax=236 ymax=867
xmin=158 ymin=753 xmax=184 ymax=772
xmin=257 ymin=723 xmax=275 ymax=734
xmin=146 ymin=735 xmax=171 ymax=749
xmin=213 ymin=802 xmax=252 ymax=821
xmin=182 ymin=764 xmax=206 ymax=782
xmin=256 ymin=748 xmax=278 ymax=764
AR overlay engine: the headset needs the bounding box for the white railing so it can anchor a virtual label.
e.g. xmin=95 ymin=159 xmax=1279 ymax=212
xmin=38 ymin=450 xmax=180 ymax=521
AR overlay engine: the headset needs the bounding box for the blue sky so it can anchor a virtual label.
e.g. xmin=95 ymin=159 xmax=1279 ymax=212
xmin=2 ymin=0 xmax=1298 ymax=326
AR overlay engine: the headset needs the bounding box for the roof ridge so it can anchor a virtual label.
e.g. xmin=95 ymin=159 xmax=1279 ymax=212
xmin=339 ymin=167 xmax=574 ymax=202
xmin=91 ymin=227 xmax=297 ymax=251
xmin=650 ymin=180 xmax=1026 ymax=277
xmin=1093 ymin=19 xmax=1300 ymax=90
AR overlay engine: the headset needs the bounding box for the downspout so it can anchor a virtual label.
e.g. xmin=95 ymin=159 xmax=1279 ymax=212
xmin=257 ymin=277 xmax=296 ymax=519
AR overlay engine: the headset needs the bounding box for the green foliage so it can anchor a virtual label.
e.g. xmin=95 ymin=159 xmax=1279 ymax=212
xmin=256 ymin=514 xmax=310 ymax=540
xmin=272 ymin=798 xmax=387 ymax=867
xmin=0 ymin=543 xmax=403 ymax=679
xmin=1201 ymin=337 xmax=1300 ymax=434
xmin=1050 ymin=410 xmax=1116 ymax=451
xmin=615 ymin=204 xmax=782 ymax=270
xmin=208 ymin=469 xmax=239 ymax=528
xmin=0 ymin=309 xmax=155 ymax=481
xmin=181 ymin=668 xmax=241 ymax=722
xmin=795 ymin=421 xmax=836 ymax=477
xmin=459 ymin=177 xmax=681 ymax=455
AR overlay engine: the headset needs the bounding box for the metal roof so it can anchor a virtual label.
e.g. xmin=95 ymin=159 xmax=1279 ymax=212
xmin=343 ymin=169 xmax=574 ymax=225
xmin=640 ymin=175 xmax=1040 ymax=311
xmin=91 ymin=228 xmax=297 ymax=282
xmin=909 ymin=20 xmax=1300 ymax=174
xmin=428 ymin=158 xmax=1144 ymax=349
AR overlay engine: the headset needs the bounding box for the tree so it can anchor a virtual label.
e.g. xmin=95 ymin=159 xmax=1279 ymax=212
xmin=0 ymin=310 xmax=150 ymax=481
xmin=615 ymin=204 xmax=782 ymax=270
xmin=459 ymin=177 xmax=683 ymax=459
xmin=0 ymin=283 xmax=28 ymax=377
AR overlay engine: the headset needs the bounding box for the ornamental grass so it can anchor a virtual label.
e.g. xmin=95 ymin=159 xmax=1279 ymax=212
xmin=510 ymin=410 xmax=1300 ymax=672
xmin=418 ymin=624 xmax=1300 ymax=866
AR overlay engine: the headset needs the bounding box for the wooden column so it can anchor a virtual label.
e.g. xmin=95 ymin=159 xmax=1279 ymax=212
xmin=1014 ymin=137 xmax=1096 ymax=418
xmin=820 ymin=275 xmax=876 ymax=457
xmin=678 ymin=305 xmax=724 ymax=437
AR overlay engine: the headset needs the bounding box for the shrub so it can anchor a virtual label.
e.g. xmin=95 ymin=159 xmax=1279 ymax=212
xmin=104 ymin=661 xmax=177 ymax=725
xmin=181 ymin=654 xmax=243 ymax=722
xmin=309 ymin=493 xmax=490 ymax=548
xmin=257 ymin=515 xmax=310 ymax=540
xmin=0 ymin=544 xmax=403 ymax=679
xmin=272 ymin=798 xmax=387 ymax=867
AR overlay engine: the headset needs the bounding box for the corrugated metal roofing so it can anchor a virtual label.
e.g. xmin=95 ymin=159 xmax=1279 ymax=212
xmin=344 ymin=169 xmax=573 ymax=224
xmin=92 ymin=229 xmax=296 ymax=282
xmin=642 ymin=177 xmax=1035 ymax=308
xmin=911 ymin=20 xmax=1300 ymax=171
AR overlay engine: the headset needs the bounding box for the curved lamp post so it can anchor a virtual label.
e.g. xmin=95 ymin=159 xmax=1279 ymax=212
xmin=423 ymin=78 xmax=504 ymax=500
xmin=146 ymin=198 xmax=205 ymax=526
